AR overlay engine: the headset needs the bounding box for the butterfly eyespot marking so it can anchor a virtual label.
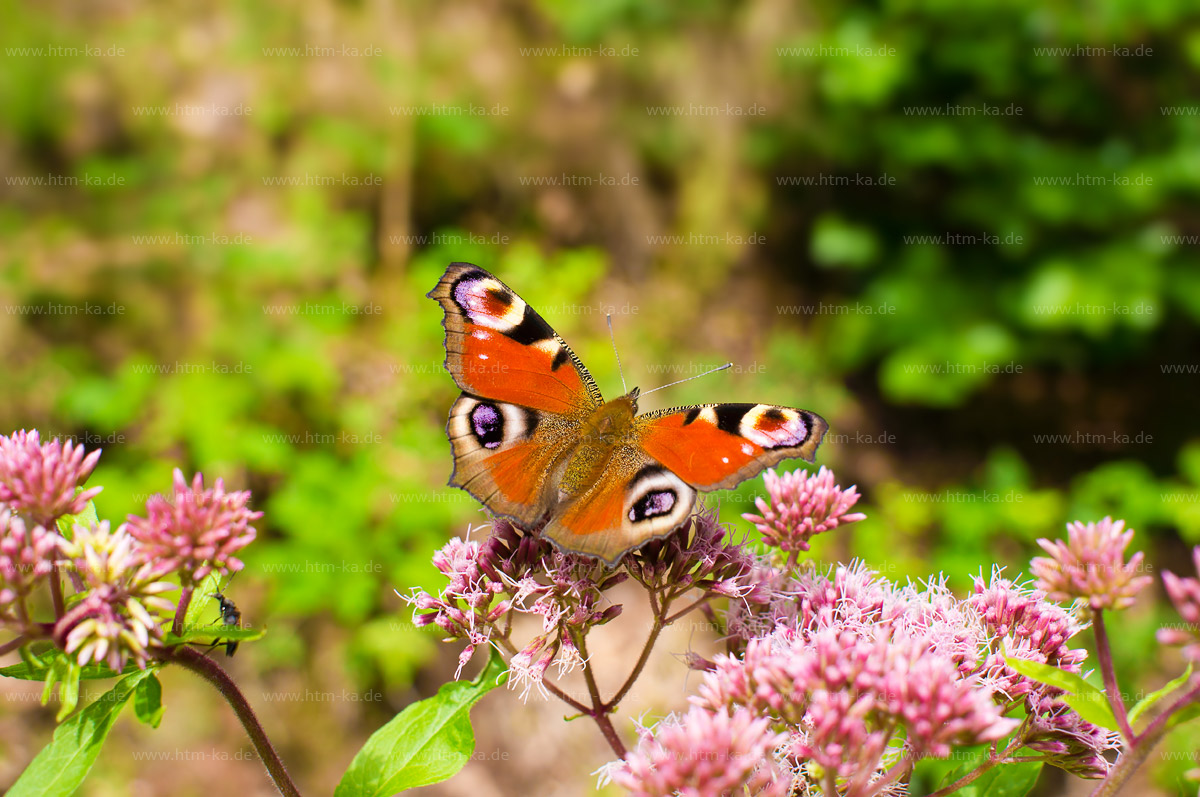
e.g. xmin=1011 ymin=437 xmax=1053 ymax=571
xmin=470 ymin=402 xmax=505 ymax=449
xmin=740 ymin=405 xmax=811 ymax=449
xmin=630 ymin=489 xmax=676 ymax=522
xmin=449 ymin=395 xmax=540 ymax=454
xmin=451 ymin=272 xmax=530 ymax=333
xmin=625 ymin=465 xmax=696 ymax=530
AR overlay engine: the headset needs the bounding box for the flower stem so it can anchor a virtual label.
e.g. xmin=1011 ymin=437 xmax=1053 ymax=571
xmin=853 ymin=752 xmax=913 ymax=797
xmin=0 ymin=634 xmax=29 ymax=656
xmin=575 ymin=631 xmax=627 ymax=758
xmin=48 ymin=570 xmax=65 ymax=619
xmin=1092 ymin=610 xmax=1135 ymax=743
xmin=173 ymin=585 xmax=194 ymax=637
xmin=663 ymin=593 xmax=714 ymax=624
xmin=165 ymin=646 xmax=302 ymax=797
xmin=1093 ymin=680 xmax=1200 ymax=797
xmin=604 ymin=594 xmax=667 ymax=711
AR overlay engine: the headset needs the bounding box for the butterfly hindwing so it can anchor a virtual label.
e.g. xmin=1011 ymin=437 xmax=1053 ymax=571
xmin=428 ymin=263 xmax=603 ymax=415
xmin=541 ymin=452 xmax=698 ymax=565
xmin=636 ymin=403 xmax=828 ymax=491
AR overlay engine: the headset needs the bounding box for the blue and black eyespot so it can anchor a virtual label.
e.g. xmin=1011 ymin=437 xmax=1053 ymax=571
xmin=470 ymin=402 xmax=505 ymax=449
xmin=629 ymin=489 xmax=677 ymax=522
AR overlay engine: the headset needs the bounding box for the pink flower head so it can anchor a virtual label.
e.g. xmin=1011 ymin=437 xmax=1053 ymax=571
xmin=1025 ymin=700 xmax=1119 ymax=779
xmin=969 ymin=569 xmax=1088 ymax=702
xmin=0 ymin=508 xmax=61 ymax=611
xmin=125 ymin=469 xmax=261 ymax=585
xmin=0 ymin=430 xmax=102 ymax=526
xmin=1031 ymin=517 xmax=1152 ymax=611
xmin=54 ymin=522 xmax=177 ymax=671
xmin=610 ymin=705 xmax=789 ymax=797
xmin=742 ymin=467 xmax=865 ymax=558
xmin=695 ymin=627 xmax=1016 ymax=782
xmin=1158 ymin=546 xmax=1200 ymax=662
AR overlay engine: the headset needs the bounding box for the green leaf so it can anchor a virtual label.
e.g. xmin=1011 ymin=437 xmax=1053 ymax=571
xmin=1004 ymin=657 xmax=1119 ymax=731
xmin=8 ymin=669 xmax=152 ymax=797
xmin=55 ymin=496 xmax=99 ymax=538
xmin=0 ymin=650 xmax=139 ymax=682
xmin=132 ymin=673 xmax=164 ymax=728
xmin=42 ymin=656 xmax=82 ymax=722
xmin=334 ymin=649 xmax=508 ymax=797
xmin=163 ymin=625 xmax=265 ymax=647
xmin=1129 ymin=664 xmax=1193 ymax=728
xmin=183 ymin=572 xmax=224 ymax=632
xmin=1167 ymin=701 xmax=1200 ymax=731
xmin=941 ymin=760 xmax=1042 ymax=796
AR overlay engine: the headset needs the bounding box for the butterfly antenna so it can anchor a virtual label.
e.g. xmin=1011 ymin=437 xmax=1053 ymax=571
xmin=639 ymin=362 xmax=732 ymax=397
xmin=607 ymin=314 xmax=628 ymax=394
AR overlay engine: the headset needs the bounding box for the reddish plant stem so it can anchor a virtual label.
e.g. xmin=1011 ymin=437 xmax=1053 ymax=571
xmin=575 ymin=631 xmax=627 ymax=758
xmin=850 ymin=751 xmax=913 ymax=797
xmin=164 ymin=646 xmax=302 ymax=797
xmin=0 ymin=635 xmax=29 ymax=656
xmin=1093 ymin=680 xmax=1200 ymax=797
xmin=1092 ymin=610 xmax=1135 ymax=743
xmin=663 ymin=594 xmax=713 ymax=624
xmin=48 ymin=571 xmax=65 ymax=619
xmin=604 ymin=599 xmax=667 ymax=711
xmin=173 ymin=585 xmax=194 ymax=637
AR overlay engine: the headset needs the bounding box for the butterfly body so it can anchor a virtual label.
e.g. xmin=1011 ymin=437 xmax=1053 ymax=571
xmin=430 ymin=263 xmax=828 ymax=564
xmin=560 ymin=392 xmax=639 ymax=495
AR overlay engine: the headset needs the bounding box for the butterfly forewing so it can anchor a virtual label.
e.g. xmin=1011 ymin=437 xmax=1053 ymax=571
xmin=428 ymin=263 xmax=603 ymax=414
xmin=637 ymin=404 xmax=828 ymax=491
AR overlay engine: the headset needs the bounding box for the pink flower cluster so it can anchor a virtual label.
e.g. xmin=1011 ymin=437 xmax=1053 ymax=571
xmin=742 ymin=467 xmax=865 ymax=559
xmin=1158 ymin=546 xmax=1200 ymax=662
xmin=0 ymin=509 xmax=59 ymax=613
xmin=629 ymin=558 xmax=1121 ymax=792
xmin=0 ymin=430 xmax=101 ymax=527
xmin=411 ymin=512 xmax=758 ymax=699
xmin=1031 ymin=517 xmax=1153 ymax=611
xmin=695 ymin=627 xmax=1016 ymax=783
xmin=125 ymin=469 xmax=261 ymax=585
xmin=411 ymin=521 xmax=625 ymax=689
xmin=54 ymin=522 xmax=177 ymax=670
xmin=0 ymin=429 xmax=262 ymax=671
xmin=610 ymin=706 xmax=788 ymax=797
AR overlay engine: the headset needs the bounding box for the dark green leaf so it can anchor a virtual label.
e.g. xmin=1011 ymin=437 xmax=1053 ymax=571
xmin=1 ymin=652 xmax=139 ymax=682
xmin=936 ymin=758 xmax=1041 ymax=797
xmin=42 ymin=656 xmax=82 ymax=721
xmin=163 ymin=625 xmax=265 ymax=646
xmin=183 ymin=572 xmax=224 ymax=633
xmin=8 ymin=669 xmax=153 ymax=797
xmin=132 ymin=673 xmax=164 ymax=728
xmin=1004 ymin=657 xmax=1119 ymax=730
xmin=334 ymin=649 xmax=507 ymax=797
xmin=55 ymin=496 xmax=99 ymax=538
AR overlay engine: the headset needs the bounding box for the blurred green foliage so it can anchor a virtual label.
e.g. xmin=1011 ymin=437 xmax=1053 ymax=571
xmin=2 ymin=0 xmax=1200 ymax=793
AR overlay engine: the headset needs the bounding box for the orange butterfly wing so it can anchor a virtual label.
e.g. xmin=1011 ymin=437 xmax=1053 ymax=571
xmin=428 ymin=263 xmax=602 ymax=415
xmin=430 ymin=264 xmax=601 ymax=527
xmin=636 ymin=403 xmax=828 ymax=491
xmin=541 ymin=455 xmax=698 ymax=565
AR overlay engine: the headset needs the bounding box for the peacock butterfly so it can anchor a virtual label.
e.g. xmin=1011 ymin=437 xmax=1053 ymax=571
xmin=428 ymin=263 xmax=828 ymax=564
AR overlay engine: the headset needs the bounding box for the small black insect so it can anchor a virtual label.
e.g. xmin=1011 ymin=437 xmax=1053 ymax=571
xmin=211 ymin=591 xmax=242 ymax=657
